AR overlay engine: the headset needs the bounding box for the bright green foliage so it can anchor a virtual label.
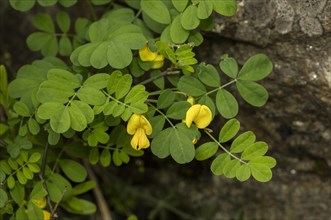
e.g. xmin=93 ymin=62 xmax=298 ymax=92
xmin=1 ymin=0 xmax=277 ymax=219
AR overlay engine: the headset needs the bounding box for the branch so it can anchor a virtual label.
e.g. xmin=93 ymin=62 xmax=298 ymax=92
xmin=83 ymin=160 xmax=113 ymax=220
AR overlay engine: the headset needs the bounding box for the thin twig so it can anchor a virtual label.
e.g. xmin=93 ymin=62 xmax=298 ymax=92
xmin=39 ymin=142 xmax=54 ymax=213
xmin=83 ymin=160 xmax=113 ymax=220
xmin=0 ymin=137 xmax=8 ymax=147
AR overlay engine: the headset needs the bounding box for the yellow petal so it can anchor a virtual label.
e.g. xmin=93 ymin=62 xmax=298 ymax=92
xmin=185 ymin=104 xmax=212 ymax=129
xmin=194 ymin=105 xmax=212 ymax=128
xmin=127 ymin=114 xmax=140 ymax=135
xmin=186 ymin=96 xmax=195 ymax=105
xmin=130 ymin=128 xmax=150 ymax=150
xmin=140 ymin=115 xmax=153 ymax=135
xmin=139 ymin=45 xmax=158 ymax=62
xmin=43 ymin=210 xmax=51 ymax=220
xmin=185 ymin=104 xmax=201 ymax=128
xmin=31 ymin=197 xmax=46 ymax=209
xmin=152 ymin=60 xmax=164 ymax=69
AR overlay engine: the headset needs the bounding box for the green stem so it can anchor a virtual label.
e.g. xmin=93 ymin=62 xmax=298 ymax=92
xmin=204 ymin=129 xmax=247 ymax=164
xmin=205 ymin=79 xmax=237 ymax=96
xmin=86 ymin=0 xmax=97 ymax=21
xmin=51 ymin=148 xmax=65 ymax=174
xmin=140 ymin=70 xmax=181 ymax=85
xmin=148 ymin=103 xmax=175 ymax=128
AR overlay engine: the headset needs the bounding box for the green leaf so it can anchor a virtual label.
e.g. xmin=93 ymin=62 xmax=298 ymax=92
xmin=37 ymin=102 xmax=64 ymax=119
xmin=223 ymin=159 xmax=240 ymax=178
xmin=166 ymin=101 xmax=191 ymax=119
xmin=236 ymin=164 xmax=251 ymax=182
xmin=37 ymin=0 xmax=57 ymax=6
xmin=59 ymin=159 xmax=87 ymax=183
xmin=29 ymin=181 xmax=47 ymax=199
xmin=241 ymin=142 xmax=268 ymax=160
xmin=250 ymin=156 xmax=277 ymax=169
xmin=178 ymin=76 xmax=206 ymax=96
xmin=0 ymin=189 xmax=8 ymax=208
xmin=10 ymin=182 xmax=25 ymax=205
xmin=216 ymin=89 xmax=238 ymax=119
xmin=10 ymin=0 xmax=35 ymax=11
xmin=170 ymin=16 xmax=189 ymax=44
xmin=28 ymin=118 xmax=40 ymax=135
xmin=181 ymin=5 xmax=200 ymax=30
xmin=90 ymin=42 xmax=109 ymax=69
xmin=169 ymin=128 xmax=195 ymax=164
xmin=28 ymin=153 xmax=41 ymax=163
xmin=149 ymin=115 xmax=165 ymax=138
xmin=56 ymin=11 xmax=70 ymax=33
xmin=157 ymin=90 xmax=176 ymax=109
xmin=47 ymin=173 xmax=72 ymax=202
xmin=48 ymin=130 xmax=60 ymax=145
xmin=151 ymin=128 xmax=172 ymax=159
xmin=72 ymin=180 xmax=96 ymax=195
xmin=71 ymin=100 xmax=94 ymax=124
xmin=89 ymin=148 xmax=99 ymax=164
xmin=115 ymin=74 xmax=132 ymax=99
xmin=16 ymin=207 xmax=28 ymax=220
xmin=197 ymin=1 xmax=213 ymax=19
xmin=26 ymin=201 xmax=43 ymax=220
xmin=141 ymin=0 xmax=171 ymax=24
xmin=91 ymin=0 xmax=111 ymax=5
xmin=238 ymin=54 xmax=273 ymax=81
xmin=195 ymin=142 xmax=218 ymax=161
xmin=13 ymin=101 xmax=31 ymax=117
xmin=219 ymin=118 xmax=240 ymax=142
xmin=37 ymin=80 xmax=74 ymax=103
xmin=119 ymin=151 xmax=130 ymax=164
xmin=47 ymin=69 xmax=80 ymax=89
xmin=16 ymin=170 xmax=27 ymax=185
xmin=68 ymin=104 xmax=87 ymax=131
xmin=100 ymin=149 xmax=111 ymax=167
xmin=212 ymin=0 xmax=237 ymax=17
xmin=84 ymin=73 xmax=110 ymax=89
xmin=23 ymin=167 xmax=34 ymax=180
xmin=125 ymin=85 xmax=148 ymax=104
xmin=188 ymin=31 xmax=203 ymax=46
xmin=236 ymin=80 xmax=268 ymax=107
xmin=33 ymin=13 xmax=55 ymax=33
xmin=77 ymin=86 xmax=106 ymax=106
xmin=112 ymin=150 xmax=122 ymax=166
xmin=198 ymin=63 xmax=220 ymax=87
xmin=59 ymin=0 xmax=77 ymax=7
xmin=172 ymin=0 xmax=188 ymax=12
xmin=61 ymin=197 xmax=96 ymax=215
xmin=107 ymin=42 xmax=133 ymax=69
xmin=7 ymin=176 xmax=16 ymax=189
xmin=50 ymin=107 xmax=71 ymax=133
xmin=230 ymin=131 xmax=256 ymax=153
xmin=210 ymin=153 xmax=230 ymax=175
xmin=59 ymin=36 xmax=72 ymax=56
xmin=219 ymin=55 xmax=238 ymax=78
xmin=249 ymin=163 xmax=272 ymax=182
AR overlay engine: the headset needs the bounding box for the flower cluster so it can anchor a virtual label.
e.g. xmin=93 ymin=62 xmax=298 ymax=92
xmin=139 ymin=45 xmax=164 ymax=69
xmin=127 ymin=114 xmax=153 ymax=150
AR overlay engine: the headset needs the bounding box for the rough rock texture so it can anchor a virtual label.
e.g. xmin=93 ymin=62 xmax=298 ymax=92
xmin=192 ymin=0 xmax=331 ymax=219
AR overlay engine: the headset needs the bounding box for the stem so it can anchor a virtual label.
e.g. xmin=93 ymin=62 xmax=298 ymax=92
xmin=140 ymin=70 xmax=181 ymax=85
xmin=51 ymin=187 xmax=67 ymax=219
xmin=39 ymin=142 xmax=54 ymax=214
xmin=0 ymin=137 xmax=8 ymax=147
xmin=205 ymin=79 xmax=237 ymax=96
xmin=84 ymin=161 xmax=113 ymax=220
xmin=147 ymin=103 xmax=175 ymax=128
xmin=204 ymin=129 xmax=247 ymax=164
xmin=51 ymin=148 xmax=65 ymax=173
xmin=86 ymin=0 xmax=97 ymax=21
xmin=134 ymin=9 xmax=142 ymax=20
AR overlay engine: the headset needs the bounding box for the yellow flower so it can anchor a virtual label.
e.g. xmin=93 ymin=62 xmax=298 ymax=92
xmin=186 ymin=96 xmax=195 ymax=105
xmin=43 ymin=210 xmax=51 ymax=220
xmin=185 ymin=104 xmax=212 ymax=129
xmin=139 ymin=45 xmax=164 ymax=69
xmin=31 ymin=197 xmax=46 ymax=209
xmin=127 ymin=114 xmax=152 ymax=150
